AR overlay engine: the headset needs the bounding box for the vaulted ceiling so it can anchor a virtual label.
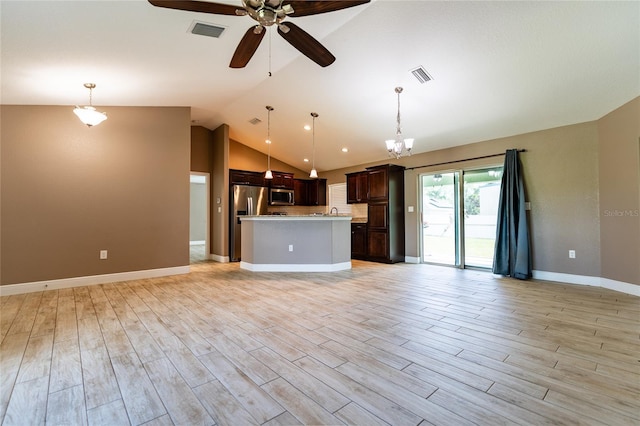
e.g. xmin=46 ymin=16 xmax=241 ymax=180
xmin=2 ymin=1 xmax=638 ymax=172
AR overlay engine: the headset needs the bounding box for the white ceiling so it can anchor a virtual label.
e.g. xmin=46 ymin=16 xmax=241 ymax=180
xmin=2 ymin=1 xmax=639 ymax=173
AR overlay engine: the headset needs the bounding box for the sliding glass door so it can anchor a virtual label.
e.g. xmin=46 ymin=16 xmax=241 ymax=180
xmin=421 ymin=166 xmax=503 ymax=268
xmin=422 ymin=172 xmax=460 ymax=266
xmin=463 ymin=168 xmax=502 ymax=267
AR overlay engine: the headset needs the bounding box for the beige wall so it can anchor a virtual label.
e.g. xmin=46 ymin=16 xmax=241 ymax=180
xmin=1 ymin=105 xmax=191 ymax=286
xmin=598 ymin=97 xmax=640 ymax=285
xmin=323 ymin=121 xmax=607 ymax=280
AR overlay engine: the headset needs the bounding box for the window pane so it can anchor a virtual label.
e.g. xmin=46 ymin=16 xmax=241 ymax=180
xmin=422 ymin=172 xmax=459 ymax=265
xmin=463 ymin=167 xmax=503 ymax=267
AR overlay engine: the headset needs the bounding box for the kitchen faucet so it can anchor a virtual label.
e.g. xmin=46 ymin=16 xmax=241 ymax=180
xmin=330 ymin=207 xmax=338 ymax=215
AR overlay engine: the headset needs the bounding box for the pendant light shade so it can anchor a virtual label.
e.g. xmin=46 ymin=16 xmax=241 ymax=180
xmin=265 ymin=106 xmax=274 ymax=179
xmin=310 ymin=112 xmax=318 ymax=178
xmin=385 ymin=87 xmax=413 ymax=158
xmin=73 ymin=83 xmax=107 ymax=127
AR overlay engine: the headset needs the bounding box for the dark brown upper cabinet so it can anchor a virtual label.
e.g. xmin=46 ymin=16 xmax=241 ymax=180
xmin=346 ymin=171 xmax=368 ymax=203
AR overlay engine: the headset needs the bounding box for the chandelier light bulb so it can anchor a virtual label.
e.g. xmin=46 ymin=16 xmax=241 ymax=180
xmin=73 ymin=83 xmax=107 ymax=127
xmin=385 ymin=86 xmax=413 ymax=159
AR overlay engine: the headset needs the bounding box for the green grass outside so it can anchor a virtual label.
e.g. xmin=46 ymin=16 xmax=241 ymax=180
xmin=424 ymin=235 xmax=495 ymax=266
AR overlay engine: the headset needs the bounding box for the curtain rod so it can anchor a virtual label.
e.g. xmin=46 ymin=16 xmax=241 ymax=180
xmin=406 ymin=149 xmax=526 ymax=171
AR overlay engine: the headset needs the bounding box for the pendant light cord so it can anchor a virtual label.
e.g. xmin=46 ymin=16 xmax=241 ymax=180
xmin=312 ymin=113 xmax=317 ymax=170
xmin=266 ymin=106 xmax=273 ymax=170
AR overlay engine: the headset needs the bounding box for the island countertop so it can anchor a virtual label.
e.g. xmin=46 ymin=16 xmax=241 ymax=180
xmin=240 ymin=215 xmax=351 ymax=272
xmin=241 ymin=215 xmax=352 ymax=221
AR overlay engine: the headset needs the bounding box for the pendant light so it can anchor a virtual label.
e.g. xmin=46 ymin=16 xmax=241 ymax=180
xmin=264 ymin=105 xmax=274 ymax=180
xmin=309 ymin=112 xmax=318 ymax=178
xmin=385 ymin=87 xmax=413 ymax=158
xmin=73 ymin=83 xmax=108 ymax=127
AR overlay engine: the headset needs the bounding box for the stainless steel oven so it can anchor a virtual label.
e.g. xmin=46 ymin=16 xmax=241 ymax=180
xmin=269 ymin=188 xmax=294 ymax=205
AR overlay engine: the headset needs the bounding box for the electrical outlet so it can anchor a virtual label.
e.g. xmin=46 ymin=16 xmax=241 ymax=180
xmin=569 ymin=250 xmax=576 ymax=259
xmin=100 ymin=250 xmax=108 ymax=260
xmin=288 ymin=244 xmax=293 ymax=252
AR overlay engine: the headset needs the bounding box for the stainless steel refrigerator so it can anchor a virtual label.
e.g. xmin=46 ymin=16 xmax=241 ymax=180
xmin=230 ymin=184 xmax=269 ymax=261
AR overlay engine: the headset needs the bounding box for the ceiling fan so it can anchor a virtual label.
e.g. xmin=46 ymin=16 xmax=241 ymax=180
xmin=148 ymin=0 xmax=370 ymax=68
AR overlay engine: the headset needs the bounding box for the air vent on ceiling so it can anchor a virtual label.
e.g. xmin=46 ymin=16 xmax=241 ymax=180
xmin=249 ymin=117 xmax=262 ymax=125
xmin=410 ymin=66 xmax=433 ymax=84
xmin=190 ymin=21 xmax=225 ymax=38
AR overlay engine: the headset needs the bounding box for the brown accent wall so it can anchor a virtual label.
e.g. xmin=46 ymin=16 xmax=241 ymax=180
xmin=229 ymin=139 xmax=308 ymax=177
xmin=598 ymin=97 xmax=640 ymax=286
xmin=211 ymin=124 xmax=229 ymax=258
xmin=191 ymin=126 xmax=213 ymax=173
xmin=1 ymin=105 xmax=191 ymax=285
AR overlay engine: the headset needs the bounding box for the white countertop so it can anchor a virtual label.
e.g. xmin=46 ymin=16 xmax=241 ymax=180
xmin=241 ymin=215 xmax=352 ymax=221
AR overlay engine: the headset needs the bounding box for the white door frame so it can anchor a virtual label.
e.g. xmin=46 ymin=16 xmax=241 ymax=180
xmin=190 ymin=172 xmax=210 ymax=261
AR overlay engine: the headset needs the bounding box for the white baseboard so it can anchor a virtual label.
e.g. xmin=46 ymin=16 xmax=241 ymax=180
xmin=240 ymin=261 xmax=351 ymax=272
xmin=404 ymin=256 xmax=420 ymax=264
xmin=532 ymin=270 xmax=639 ymax=297
xmin=209 ymin=254 xmax=229 ymax=263
xmin=0 ymin=266 xmax=190 ymax=296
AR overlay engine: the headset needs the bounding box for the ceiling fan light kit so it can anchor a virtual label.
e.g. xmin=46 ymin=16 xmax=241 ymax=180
xmin=73 ymin=83 xmax=107 ymax=127
xmin=386 ymin=87 xmax=413 ymax=159
xmin=148 ymin=0 xmax=370 ymax=68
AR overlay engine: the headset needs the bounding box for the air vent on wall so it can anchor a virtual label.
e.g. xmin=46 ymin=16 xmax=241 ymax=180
xmin=189 ymin=21 xmax=225 ymax=38
xmin=249 ymin=117 xmax=262 ymax=125
xmin=410 ymin=66 xmax=433 ymax=84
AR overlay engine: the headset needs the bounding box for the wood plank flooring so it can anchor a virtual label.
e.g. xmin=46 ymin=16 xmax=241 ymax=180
xmin=1 ymin=260 xmax=638 ymax=425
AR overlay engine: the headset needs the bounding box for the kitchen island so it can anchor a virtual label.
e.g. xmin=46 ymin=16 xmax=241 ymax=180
xmin=240 ymin=215 xmax=352 ymax=272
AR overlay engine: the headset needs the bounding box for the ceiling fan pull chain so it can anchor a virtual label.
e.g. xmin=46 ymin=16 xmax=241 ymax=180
xmin=268 ymin=27 xmax=272 ymax=77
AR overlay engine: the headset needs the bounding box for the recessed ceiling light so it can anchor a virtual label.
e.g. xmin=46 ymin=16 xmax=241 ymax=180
xmin=341 ymin=147 xmax=348 ymax=153
xmin=303 ymin=124 xmax=311 ymax=131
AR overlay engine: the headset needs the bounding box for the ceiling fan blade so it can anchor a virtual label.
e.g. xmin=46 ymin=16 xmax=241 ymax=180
xmin=286 ymin=1 xmax=370 ymax=17
xmin=230 ymin=27 xmax=266 ymax=68
xmin=278 ymin=22 xmax=335 ymax=67
xmin=148 ymin=0 xmax=242 ymax=16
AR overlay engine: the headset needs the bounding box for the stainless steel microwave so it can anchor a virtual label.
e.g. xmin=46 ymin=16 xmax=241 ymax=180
xmin=269 ymin=188 xmax=294 ymax=205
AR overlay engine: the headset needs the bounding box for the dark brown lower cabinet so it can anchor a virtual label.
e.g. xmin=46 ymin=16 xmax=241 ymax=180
xmin=351 ymin=223 xmax=367 ymax=259
xmin=367 ymin=229 xmax=388 ymax=261
xmin=347 ymin=164 xmax=405 ymax=263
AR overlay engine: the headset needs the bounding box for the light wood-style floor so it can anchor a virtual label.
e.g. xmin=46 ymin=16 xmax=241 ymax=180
xmin=1 ymin=260 xmax=639 ymax=425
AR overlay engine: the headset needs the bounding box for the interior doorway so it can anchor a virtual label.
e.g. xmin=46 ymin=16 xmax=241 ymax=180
xmin=190 ymin=173 xmax=210 ymax=263
xmin=420 ymin=166 xmax=503 ymax=268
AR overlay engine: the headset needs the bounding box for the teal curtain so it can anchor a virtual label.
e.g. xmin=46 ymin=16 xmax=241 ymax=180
xmin=493 ymin=149 xmax=532 ymax=279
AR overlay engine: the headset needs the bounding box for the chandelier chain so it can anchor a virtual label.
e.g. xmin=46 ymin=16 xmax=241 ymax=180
xmin=396 ymin=89 xmax=401 ymax=136
xmin=385 ymin=86 xmax=413 ymax=158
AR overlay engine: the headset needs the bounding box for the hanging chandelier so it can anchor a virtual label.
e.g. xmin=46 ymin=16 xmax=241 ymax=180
xmin=73 ymin=83 xmax=108 ymax=127
xmin=309 ymin=112 xmax=318 ymax=178
xmin=385 ymin=87 xmax=413 ymax=158
xmin=264 ymin=105 xmax=274 ymax=180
